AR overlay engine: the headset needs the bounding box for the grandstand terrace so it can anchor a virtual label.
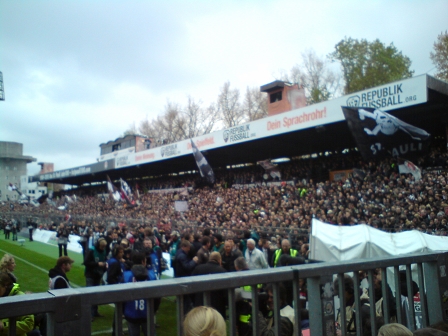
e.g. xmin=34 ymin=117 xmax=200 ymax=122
xmin=2 ymin=74 xmax=448 ymax=247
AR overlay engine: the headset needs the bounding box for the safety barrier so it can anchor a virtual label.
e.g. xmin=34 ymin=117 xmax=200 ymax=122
xmin=0 ymin=252 xmax=447 ymax=336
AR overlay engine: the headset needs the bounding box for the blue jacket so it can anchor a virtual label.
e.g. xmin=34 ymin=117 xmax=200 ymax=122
xmin=106 ymin=257 xmax=125 ymax=284
xmin=174 ymin=249 xmax=196 ymax=278
xmin=122 ymin=265 xmax=154 ymax=321
xmin=148 ymin=251 xmax=160 ymax=279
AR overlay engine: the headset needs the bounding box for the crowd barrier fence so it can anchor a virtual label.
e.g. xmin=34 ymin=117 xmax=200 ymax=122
xmin=0 ymin=252 xmax=447 ymax=336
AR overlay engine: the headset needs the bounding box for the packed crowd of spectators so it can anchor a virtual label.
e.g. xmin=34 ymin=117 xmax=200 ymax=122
xmin=2 ymin=145 xmax=448 ymax=336
xmin=1 ymin=146 xmax=448 ymax=250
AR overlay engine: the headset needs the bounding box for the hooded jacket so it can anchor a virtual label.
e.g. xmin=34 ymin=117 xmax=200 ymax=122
xmin=48 ymin=266 xmax=70 ymax=289
xmin=0 ymin=283 xmax=34 ymax=336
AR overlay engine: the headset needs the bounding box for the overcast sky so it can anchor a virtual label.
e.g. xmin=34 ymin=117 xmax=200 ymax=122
xmin=1 ymin=0 xmax=447 ymax=176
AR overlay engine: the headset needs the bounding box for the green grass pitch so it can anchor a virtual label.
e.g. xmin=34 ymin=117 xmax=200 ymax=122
xmin=0 ymin=234 xmax=177 ymax=335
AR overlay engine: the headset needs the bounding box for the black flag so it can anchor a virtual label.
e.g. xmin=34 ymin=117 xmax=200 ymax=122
xmin=191 ymin=139 xmax=215 ymax=184
xmin=342 ymin=107 xmax=430 ymax=160
xmin=106 ymin=175 xmax=121 ymax=202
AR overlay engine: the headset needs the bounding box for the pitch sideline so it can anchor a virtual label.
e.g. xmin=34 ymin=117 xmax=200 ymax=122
xmin=0 ymin=247 xmax=81 ymax=288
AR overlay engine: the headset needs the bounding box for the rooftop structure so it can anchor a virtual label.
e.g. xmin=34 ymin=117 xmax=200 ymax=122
xmin=0 ymin=141 xmax=36 ymax=201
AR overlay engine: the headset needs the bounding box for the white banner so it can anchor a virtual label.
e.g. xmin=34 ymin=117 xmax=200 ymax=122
xmin=32 ymin=229 xmax=82 ymax=254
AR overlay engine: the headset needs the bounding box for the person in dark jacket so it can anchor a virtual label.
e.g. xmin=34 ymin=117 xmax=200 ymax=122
xmin=122 ymin=251 xmax=156 ymax=336
xmin=175 ymin=240 xmax=198 ymax=314
xmin=106 ymin=246 xmax=125 ymax=285
xmin=192 ymin=252 xmax=228 ymax=318
xmin=48 ymin=256 xmax=74 ymax=289
xmin=174 ymin=240 xmax=198 ymax=278
xmin=257 ymin=283 xmax=294 ymax=336
xmin=84 ymin=237 xmax=108 ymax=320
xmin=220 ymin=240 xmax=242 ymax=272
xmin=192 ymin=232 xmax=202 ymax=253
xmin=56 ymin=223 xmax=70 ymax=257
xmin=196 ymin=236 xmax=211 ymax=265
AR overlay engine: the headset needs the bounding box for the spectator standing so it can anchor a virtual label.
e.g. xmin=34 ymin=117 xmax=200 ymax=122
xmin=192 ymin=252 xmax=227 ymax=318
xmin=212 ymin=233 xmax=224 ymax=253
xmin=106 ymin=246 xmax=125 ymax=285
xmin=175 ymin=240 xmax=198 ymax=314
xmin=77 ymin=222 xmax=90 ymax=261
xmin=220 ymin=240 xmax=242 ymax=272
xmin=334 ymin=274 xmax=356 ymax=334
xmin=122 ymin=252 xmax=155 ymax=336
xmin=106 ymin=245 xmax=126 ymax=336
xmin=257 ymin=283 xmax=294 ymax=336
xmin=56 ymin=223 xmax=69 ymax=257
xmin=300 ymin=243 xmax=310 ymax=259
xmin=175 ymin=241 xmax=198 ymax=277
xmin=272 ymin=240 xmax=298 ymax=267
xmin=192 ymin=232 xmax=202 ymax=253
xmin=48 ymin=256 xmax=74 ymax=289
xmin=11 ymin=221 xmax=18 ymax=241
xmin=245 ymin=239 xmax=268 ymax=270
xmin=143 ymin=238 xmax=161 ymax=280
xmin=84 ymin=238 xmax=108 ymax=320
xmin=142 ymin=238 xmax=162 ymax=325
xmin=28 ymin=220 xmax=34 ymax=242
xmin=234 ymin=256 xmax=254 ymax=336
xmin=4 ymin=222 xmax=11 ymax=240
xmin=168 ymin=231 xmax=181 ymax=277
xmin=259 ymin=238 xmax=275 ymax=267
xmin=197 ymin=236 xmax=211 ymax=265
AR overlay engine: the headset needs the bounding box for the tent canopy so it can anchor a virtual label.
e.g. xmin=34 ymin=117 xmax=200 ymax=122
xmin=310 ymin=219 xmax=448 ymax=262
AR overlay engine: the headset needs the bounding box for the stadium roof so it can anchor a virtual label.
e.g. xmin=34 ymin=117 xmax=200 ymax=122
xmin=30 ymin=75 xmax=448 ymax=186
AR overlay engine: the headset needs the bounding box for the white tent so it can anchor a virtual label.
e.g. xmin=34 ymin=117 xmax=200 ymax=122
xmin=310 ymin=219 xmax=448 ymax=325
xmin=310 ymin=218 xmax=448 ymax=262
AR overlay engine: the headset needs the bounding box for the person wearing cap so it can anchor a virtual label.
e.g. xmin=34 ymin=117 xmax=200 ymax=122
xmin=48 ymin=256 xmax=74 ymax=289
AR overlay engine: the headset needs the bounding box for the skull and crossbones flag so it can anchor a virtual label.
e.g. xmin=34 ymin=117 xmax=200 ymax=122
xmin=342 ymin=107 xmax=430 ymax=160
xmin=191 ymin=139 xmax=215 ymax=184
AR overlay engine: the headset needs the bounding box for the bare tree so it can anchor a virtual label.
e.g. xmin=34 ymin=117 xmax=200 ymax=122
xmin=276 ymin=50 xmax=342 ymax=104
xmin=243 ymin=86 xmax=268 ymax=121
xmin=123 ymin=81 xmax=267 ymax=143
xmin=217 ymin=81 xmax=244 ymax=128
xmin=156 ymin=101 xmax=184 ymax=144
xmin=180 ymin=96 xmax=219 ymax=139
xmin=124 ymin=97 xmax=220 ymax=147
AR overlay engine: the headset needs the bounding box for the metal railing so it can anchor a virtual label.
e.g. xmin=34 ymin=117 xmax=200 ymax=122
xmin=0 ymin=252 xmax=447 ymax=336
